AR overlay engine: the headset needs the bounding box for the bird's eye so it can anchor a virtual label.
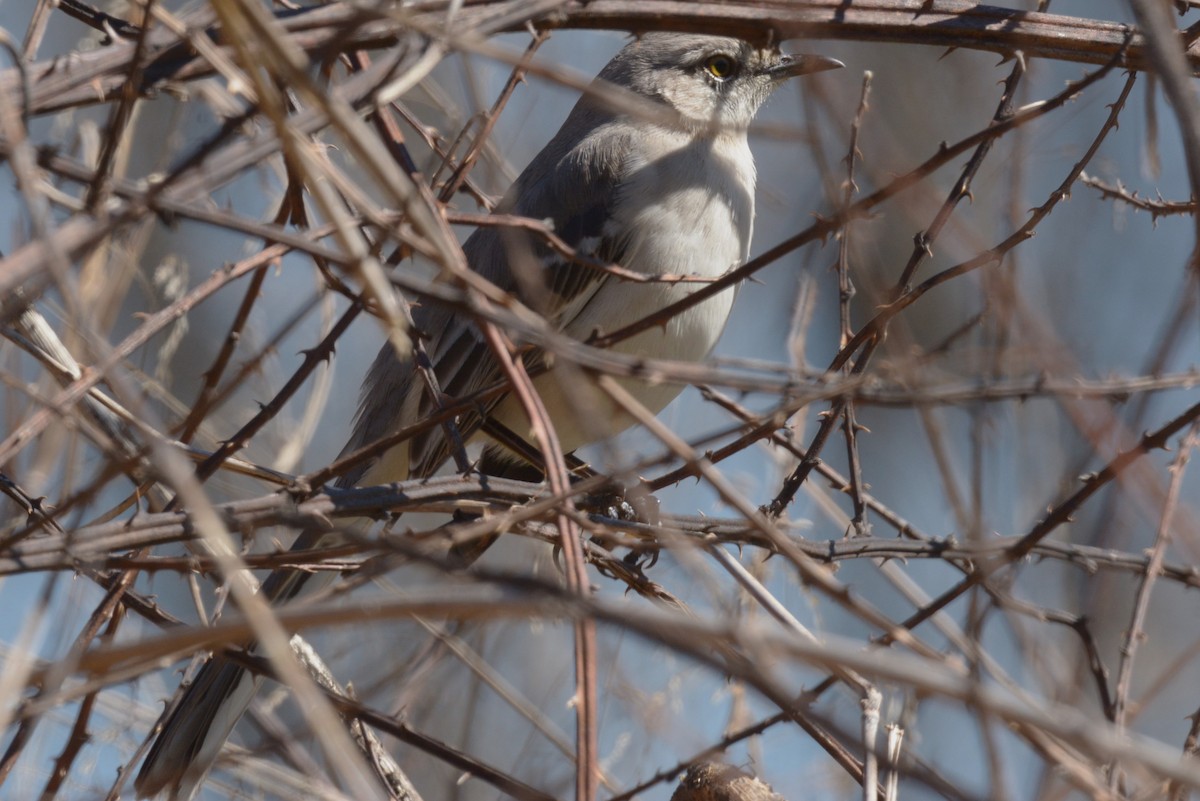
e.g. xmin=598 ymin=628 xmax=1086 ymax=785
xmin=704 ymin=54 xmax=736 ymax=80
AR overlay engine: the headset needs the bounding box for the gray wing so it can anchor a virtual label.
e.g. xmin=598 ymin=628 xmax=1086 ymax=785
xmin=339 ymin=101 xmax=634 ymax=485
xmin=137 ymin=83 xmax=639 ymax=801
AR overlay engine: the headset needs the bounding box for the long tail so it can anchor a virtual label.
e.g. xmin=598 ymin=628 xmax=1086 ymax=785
xmin=134 ymin=536 xmax=339 ymax=800
xmin=135 ymin=653 xmax=263 ymax=799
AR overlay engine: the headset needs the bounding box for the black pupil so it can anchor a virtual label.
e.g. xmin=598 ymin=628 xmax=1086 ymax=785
xmin=711 ymin=57 xmax=731 ymax=76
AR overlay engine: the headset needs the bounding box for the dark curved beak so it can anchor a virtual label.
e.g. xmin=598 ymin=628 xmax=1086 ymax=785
xmin=768 ymin=53 xmax=844 ymax=79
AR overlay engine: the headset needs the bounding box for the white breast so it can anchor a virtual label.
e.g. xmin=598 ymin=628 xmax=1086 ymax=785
xmin=491 ymin=131 xmax=755 ymax=453
xmin=572 ymin=131 xmax=753 ymax=346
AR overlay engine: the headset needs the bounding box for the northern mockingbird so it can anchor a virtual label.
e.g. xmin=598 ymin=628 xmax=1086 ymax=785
xmin=136 ymin=32 xmax=840 ymax=799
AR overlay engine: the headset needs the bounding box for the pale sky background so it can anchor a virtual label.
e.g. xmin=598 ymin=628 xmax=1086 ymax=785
xmin=4 ymin=2 xmax=1200 ymax=800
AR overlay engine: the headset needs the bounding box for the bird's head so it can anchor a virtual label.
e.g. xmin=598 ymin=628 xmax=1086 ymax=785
xmin=599 ymin=33 xmax=843 ymax=132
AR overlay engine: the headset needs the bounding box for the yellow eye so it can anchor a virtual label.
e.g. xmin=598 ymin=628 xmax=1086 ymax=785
xmin=704 ymin=54 xmax=736 ymax=80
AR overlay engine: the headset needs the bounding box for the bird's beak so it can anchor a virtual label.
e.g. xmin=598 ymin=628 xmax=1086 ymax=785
xmin=768 ymin=53 xmax=844 ymax=80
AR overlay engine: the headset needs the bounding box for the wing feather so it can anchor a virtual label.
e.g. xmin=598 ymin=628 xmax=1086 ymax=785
xmin=342 ymin=98 xmax=634 ymax=483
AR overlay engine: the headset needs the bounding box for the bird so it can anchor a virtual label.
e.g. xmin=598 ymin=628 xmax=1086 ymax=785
xmin=135 ymin=31 xmax=841 ymax=799
xmin=671 ymin=762 xmax=789 ymax=801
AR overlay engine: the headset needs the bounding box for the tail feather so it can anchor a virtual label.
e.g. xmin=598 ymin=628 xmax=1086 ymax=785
xmin=136 ymin=658 xmax=262 ymax=799
xmin=136 ymin=551 xmax=339 ymax=799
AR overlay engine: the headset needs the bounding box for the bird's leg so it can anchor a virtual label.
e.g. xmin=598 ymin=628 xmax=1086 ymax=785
xmin=445 ymin=435 xmax=550 ymax=565
xmin=476 ymin=420 xmax=663 ymax=567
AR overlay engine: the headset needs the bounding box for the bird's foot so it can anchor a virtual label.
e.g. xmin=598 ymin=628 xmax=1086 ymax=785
xmin=581 ymin=482 xmax=659 ymax=524
xmin=579 ymin=483 xmax=661 ymax=569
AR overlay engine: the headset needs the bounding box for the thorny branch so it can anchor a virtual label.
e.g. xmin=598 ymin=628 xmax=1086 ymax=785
xmin=4 ymin=3 xmax=1200 ymax=801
